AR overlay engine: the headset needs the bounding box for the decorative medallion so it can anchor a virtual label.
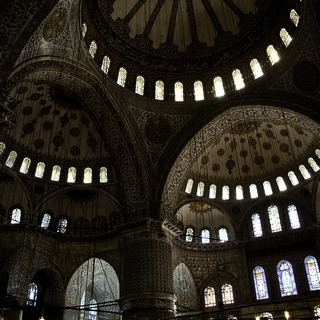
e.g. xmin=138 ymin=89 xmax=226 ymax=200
xmin=241 ymin=164 xmax=250 ymax=173
xmin=271 ymin=155 xmax=280 ymax=164
xmin=229 ymin=141 xmax=237 ymax=149
xmin=280 ymin=129 xmax=289 ymax=136
xmin=70 ymin=127 xmax=81 ymax=137
xmin=43 ymin=121 xmax=53 ymax=130
xmin=226 ymin=158 xmax=236 ymax=171
xmin=231 ymin=121 xmax=257 ymax=133
xmin=53 ymin=110 xmax=60 ymax=115
xmin=53 ymin=135 xmax=64 ymax=147
xmin=37 ymin=86 xmax=45 ymax=91
xmin=60 ymin=114 xmax=69 ymax=127
xmin=28 ymin=93 xmax=42 ymax=101
xmin=212 ymin=163 xmax=220 ymax=172
xmin=71 ymin=114 xmax=78 ymax=120
xmin=295 ymin=139 xmax=302 ymax=147
xmin=17 ymin=86 xmax=28 ymax=94
xmin=23 ymin=123 xmax=34 ymax=135
xmin=87 ymin=136 xmax=98 ymax=148
xmin=265 ymin=130 xmax=274 ymax=137
xmin=144 ymin=115 xmax=171 ymax=144
xmin=40 ymin=106 xmax=50 ymax=115
xmin=256 ymin=133 xmax=262 ymax=138
xmin=81 ymin=115 xmax=90 ymax=127
xmin=280 ymin=143 xmax=289 ymax=153
xmin=201 ymin=155 xmax=209 ymax=165
xmin=224 ymin=137 xmax=230 ymax=142
xmin=217 ymin=148 xmax=225 ymax=156
xmin=293 ymin=61 xmax=320 ymax=92
xmin=254 ymin=155 xmax=264 ymax=166
xmin=240 ymin=138 xmax=246 ymax=143
xmin=34 ymin=139 xmax=44 ymax=149
xmin=39 ymin=99 xmax=47 ymax=105
xmin=263 ymin=142 xmax=271 ymax=150
xmin=22 ymin=106 xmax=33 ymax=115
xmin=249 ymin=138 xmax=257 ymax=147
xmin=294 ymin=126 xmax=304 ymax=135
xmin=43 ymin=7 xmax=68 ymax=42
xmin=240 ymin=149 xmax=248 ymax=158
xmin=70 ymin=146 xmax=80 ymax=156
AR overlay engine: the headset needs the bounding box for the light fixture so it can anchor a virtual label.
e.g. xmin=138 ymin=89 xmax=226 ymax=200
xmin=39 ymin=308 xmax=45 ymax=320
xmin=255 ymin=316 xmax=260 ymax=320
xmin=284 ymin=310 xmax=290 ymax=319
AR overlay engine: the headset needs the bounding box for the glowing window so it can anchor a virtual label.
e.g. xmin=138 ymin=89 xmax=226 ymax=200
xmin=263 ymin=181 xmax=273 ymax=196
xmin=252 ymin=213 xmax=263 ymax=237
xmin=288 ymin=204 xmax=300 ymax=229
xmin=155 ymin=80 xmax=164 ymax=100
xmin=197 ymin=182 xmax=204 ymax=197
xmin=185 ymin=179 xmax=193 ymax=194
xmin=100 ymin=167 xmax=108 ymax=183
xmin=101 ymin=56 xmax=111 ymax=74
xmin=20 ymin=157 xmax=31 ymax=174
xmin=232 ymin=69 xmax=245 ymax=90
xmin=250 ymin=59 xmax=264 ymax=79
xmin=260 ymin=313 xmax=273 ymax=320
xmin=236 ymin=185 xmax=244 ymax=200
xmin=186 ymin=227 xmax=193 ymax=242
xmin=219 ymin=228 xmax=228 ymax=242
xmin=299 ymin=164 xmax=311 ymax=179
xmin=135 ymin=75 xmax=145 ymax=95
xmin=249 ymin=184 xmax=259 ymax=199
xmin=201 ymin=229 xmax=210 ymax=244
xmin=277 ymin=260 xmax=298 ymax=297
xmin=35 ymin=162 xmax=45 ymax=178
xmin=194 ymin=80 xmax=204 ymax=101
xmin=288 ymin=171 xmax=299 ymax=186
xmin=89 ymin=299 xmax=97 ymax=320
xmin=222 ymin=284 xmax=234 ymax=304
xmin=83 ymin=167 xmax=92 ymax=184
xmin=308 ymin=157 xmax=320 ymax=172
xmin=268 ymin=205 xmax=282 ymax=233
xmin=204 ymin=287 xmax=216 ymax=307
xmin=253 ymin=266 xmax=269 ymax=300
xmin=276 ymin=176 xmax=287 ymax=192
xmin=213 ymin=76 xmax=225 ymax=97
xmin=290 ymin=9 xmax=300 ymax=26
xmin=267 ymin=45 xmax=280 ymax=65
xmin=174 ymin=82 xmax=184 ymax=102
xmin=81 ymin=22 xmax=87 ymax=38
xmin=280 ymin=28 xmax=292 ymax=47
xmin=57 ymin=218 xmax=67 ymax=233
xmin=89 ymin=40 xmax=97 ymax=58
xmin=26 ymin=283 xmax=38 ymax=306
xmin=40 ymin=213 xmax=51 ymax=229
xmin=67 ymin=167 xmax=76 ymax=183
xmin=316 ymin=149 xmax=320 ymax=159
xmin=117 ymin=67 xmax=127 ymax=87
xmin=222 ymin=185 xmax=229 ymax=200
xmin=314 ymin=305 xmax=320 ymax=320
xmin=304 ymin=256 xmax=320 ymax=291
xmin=11 ymin=208 xmax=21 ymax=224
xmin=209 ymin=184 xmax=217 ymax=199
xmin=51 ymin=165 xmax=61 ymax=181
xmin=0 ymin=142 xmax=6 ymax=155
xmin=5 ymin=150 xmax=17 ymax=168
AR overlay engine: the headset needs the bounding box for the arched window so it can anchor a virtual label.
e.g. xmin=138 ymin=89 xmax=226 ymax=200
xmin=268 ymin=205 xmax=282 ymax=233
xmin=100 ymin=167 xmax=108 ymax=183
xmin=204 ymin=287 xmax=216 ymax=307
xmin=304 ymin=256 xmax=320 ymax=291
xmin=57 ymin=218 xmax=68 ymax=233
xmin=235 ymin=185 xmax=244 ymax=200
xmin=299 ymin=164 xmax=311 ymax=179
xmin=51 ymin=165 xmax=61 ymax=181
xmin=276 ymin=176 xmax=287 ymax=192
xmin=277 ymin=260 xmax=298 ymax=297
xmin=280 ymin=28 xmax=292 ymax=47
xmin=266 ymin=45 xmax=280 ymax=65
xmin=40 ymin=213 xmax=51 ymax=229
xmin=222 ymin=185 xmax=229 ymax=200
xmin=253 ymin=266 xmax=269 ymax=300
xmin=249 ymin=184 xmax=259 ymax=199
xmin=186 ymin=227 xmax=193 ymax=242
xmin=263 ymin=181 xmax=273 ymax=196
xmin=101 ymin=55 xmax=111 ymax=74
xmin=83 ymin=167 xmax=92 ymax=184
xmin=252 ymin=213 xmax=263 ymax=237
xmin=89 ymin=40 xmax=97 ymax=58
xmin=26 ymin=283 xmax=38 ymax=306
xmin=288 ymin=204 xmax=300 ymax=229
xmin=11 ymin=208 xmax=21 ymax=224
xmin=174 ymin=82 xmax=184 ymax=102
xmin=290 ymin=9 xmax=300 ymax=26
xmin=250 ymin=59 xmax=264 ymax=79
xmin=219 ymin=228 xmax=228 ymax=242
xmin=20 ymin=157 xmax=31 ymax=174
xmin=316 ymin=149 xmax=320 ymax=159
xmin=314 ymin=305 xmax=320 ymax=320
xmin=117 ymin=67 xmax=127 ymax=87
xmin=196 ymin=182 xmax=204 ymax=197
xmin=155 ymin=80 xmax=164 ymax=100
xmin=89 ymin=299 xmax=98 ymax=320
xmin=232 ymin=69 xmax=245 ymax=90
xmin=221 ymin=284 xmax=234 ymax=304
xmin=67 ymin=167 xmax=76 ymax=183
xmin=308 ymin=157 xmax=320 ymax=172
xmin=209 ymin=184 xmax=217 ymax=199
xmin=0 ymin=142 xmax=6 ymax=155
xmin=260 ymin=312 xmax=273 ymax=320
xmin=201 ymin=229 xmax=210 ymax=244
xmin=288 ymin=171 xmax=299 ymax=186
xmin=35 ymin=162 xmax=45 ymax=178
xmin=185 ymin=179 xmax=193 ymax=194
xmin=5 ymin=150 xmax=17 ymax=168
xmin=81 ymin=22 xmax=87 ymax=38
xmin=213 ymin=76 xmax=225 ymax=97
xmin=194 ymin=80 xmax=204 ymax=101
xmin=135 ymin=75 xmax=145 ymax=95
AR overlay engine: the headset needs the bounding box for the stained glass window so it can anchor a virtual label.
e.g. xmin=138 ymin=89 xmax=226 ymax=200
xmin=305 ymin=256 xmax=320 ymax=291
xmin=89 ymin=299 xmax=97 ymax=320
xmin=222 ymin=284 xmax=234 ymax=304
xmin=299 ymin=164 xmax=311 ymax=179
xmin=268 ymin=205 xmax=282 ymax=233
xmin=83 ymin=167 xmax=92 ymax=184
xmin=288 ymin=171 xmax=299 ymax=186
xmin=11 ymin=208 xmax=21 ymax=224
xmin=20 ymin=157 xmax=31 ymax=174
xmin=277 ymin=260 xmax=298 ymax=297
xmin=280 ymin=28 xmax=292 ymax=47
xmin=204 ymin=287 xmax=216 ymax=307
xmin=219 ymin=228 xmax=228 ymax=242
xmin=266 ymin=45 xmax=280 ymax=65
xmin=194 ymin=80 xmax=204 ymax=101
xmin=197 ymin=182 xmax=204 ymax=197
xmin=253 ymin=266 xmax=269 ymax=300
xmin=35 ymin=162 xmax=45 ymax=178
xmin=135 ymin=75 xmax=145 ymax=95
xmin=288 ymin=204 xmax=300 ymax=229
xmin=89 ymin=40 xmax=97 ymax=58
xmin=308 ymin=157 xmax=320 ymax=172
xmin=82 ymin=22 xmax=87 ymax=38
xmin=263 ymin=181 xmax=273 ymax=196
xmin=100 ymin=167 xmax=108 ymax=183
xmin=26 ymin=283 xmax=38 ymax=306
xmin=236 ymin=185 xmax=244 ymax=200
xmin=40 ymin=213 xmax=51 ymax=229
xmin=314 ymin=305 xmax=320 ymax=319
xmin=186 ymin=227 xmax=193 ymax=242
xmin=5 ymin=151 xmax=17 ymax=168
xmin=260 ymin=312 xmax=273 ymax=320
xmin=209 ymin=184 xmax=217 ymax=199
xmin=0 ymin=142 xmax=6 ymax=155
xmin=155 ymin=80 xmax=164 ymax=100
xmin=57 ymin=218 xmax=68 ymax=233
xmin=232 ymin=69 xmax=245 ymax=90
xmin=252 ymin=213 xmax=263 ymax=237
xmin=101 ymin=56 xmax=111 ymax=74
xmin=249 ymin=184 xmax=259 ymax=199
xmin=276 ymin=176 xmax=287 ymax=192
xmin=290 ymin=9 xmax=300 ymax=26
xmin=51 ymin=165 xmax=61 ymax=181
xmin=250 ymin=59 xmax=264 ymax=79
xmin=213 ymin=76 xmax=225 ymax=97
xmin=174 ymin=82 xmax=184 ymax=102
xmin=201 ymin=229 xmax=210 ymax=244
xmin=67 ymin=167 xmax=76 ymax=183
xmin=222 ymin=185 xmax=229 ymax=200
xmin=185 ymin=179 xmax=193 ymax=194
xmin=117 ymin=67 xmax=127 ymax=87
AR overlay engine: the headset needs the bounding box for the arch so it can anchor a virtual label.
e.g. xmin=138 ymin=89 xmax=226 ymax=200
xmin=101 ymin=55 xmax=111 ymax=74
xmin=222 ymin=185 xmax=229 ymax=200
xmin=135 ymin=75 xmax=145 ymax=95
xmin=268 ymin=205 xmax=282 ymax=233
xmin=204 ymin=286 xmax=216 ymax=307
xmin=277 ymin=260 xmax=298 ymax=297
xmin=0 ymin=142 xmax=6 ymax=155
xmin=304 ymin=256 xmax=320 ymax=291
xmin=263 ymin=181 xmax=273 ymax=196
xmin=253 ymin=266 xmax=269 ymax=300
xmin=57 ymin=218 xmax=68 ymax=233
xmin=155 ymin=80 xmax=164 ymax=100
xmin=232 ymin=69 xmax=245 ymax=90
xmin=5 ymin=150 xmax=17 ymax=168
xmin=20 ymin=157 xmax=31 ymax=174
xmin=219 ymin=227 xmax=228 ymax=242
xmin=174 ymin=81 xmax=184 ymax=102
xmin=100 ymin=167 xmax=108 ymax=183
xmin=35 ymin=162 xmax=45 ymax=178
xmin=213 ymin=76 xmax=225 ymax=97
xmin=194 ymin=80 xmax=204 ymax=101
xmin=266 ymin=45 xmax=280 ymax=65
xmin=67 ymin=167 xmax=76 ymax=183
xmin=185 ymin=179 xmax=193 ymax=194
xmin=40 ymin=212 xmax=51 ymax=229
xmin=290 ymin=9 xmax=300 ymax=26
xmin=51 ymin=165 xmax=61 ymax=181
xmin=201 ymin=229 xmax=210 ymax=243
xmin=89 ymin=40 xmax=97 ymax=58
xmin=287 ymin=204 xmax=300 ymax=229
xmin=26 ymin=282 xmax=38 ymax=306
xmin=280 ymin=28 xmax=292 ymax=47
xmin=250 ymin=59 xmax=263 ymax=79
xmin=221 ymin=283 xmax=234 ymax=304
xmin=308 ymin=157 xmax=320 ymax=172
xmin=83 ymin=167 xmax=92 ymax=184
xmin=288 ymin=171 xmax=299 ymax=186
xmin=299 ymin=164 xmax=311 ymax=179
xmin=276 ymin=176 xmax=287 ymax=192
xmin=235 ymin=185 xmax=244 ymax=200
xmin=117 ymin=67 xmax=127 ymax=87
xmin=249 ymin=184 xmax=259 ymax=199
xmin=196 ymin=182 xmax=204 ymax=197
xmin=11 ymin=208 xmax=21 ymax=224
xmin=209 ymin=184 xmax=217 ymax=199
